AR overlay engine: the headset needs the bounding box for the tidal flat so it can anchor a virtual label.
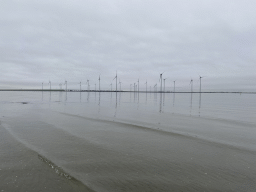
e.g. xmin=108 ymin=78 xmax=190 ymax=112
xmin=0 ymin=91 xmax=256 ymax=192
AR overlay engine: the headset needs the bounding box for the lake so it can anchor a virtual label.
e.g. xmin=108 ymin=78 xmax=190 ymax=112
xmin=0 ymin=91 xmax=256 ymax=191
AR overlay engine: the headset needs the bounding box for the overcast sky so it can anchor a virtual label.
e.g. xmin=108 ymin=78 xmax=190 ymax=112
xmin=1 ymin=0 xmax=256 ymax=91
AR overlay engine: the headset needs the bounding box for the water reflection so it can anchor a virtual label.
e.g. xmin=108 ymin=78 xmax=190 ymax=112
xmin=37 ymin=91 xmax=256 ymax=125
xmin=87 ymin=92 xmax=90 ymax=102
xmin=114 ymin=92 xmax=117 ymax=117
xmin=199 ymin=93 xmax=202 ymax=117
xmin=98 ymin=92 xmax=101 ymax=114
xmin=119 ymin=92 xmax=121 ymax=106
xmin=190 ymin=93 xmax=193 ymax=116
xmin=173 ymin=93 xmax=175 ymax=106
xmin=50 ymin=92 xmax=204 ymax=119
xmin=159 ymin=92 xmax=163 ymax=113
xmin=59 ymin=91 xmax=63 ymax=102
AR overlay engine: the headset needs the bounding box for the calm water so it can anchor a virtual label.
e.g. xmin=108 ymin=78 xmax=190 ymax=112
xmin=1 ymin=91 xmax=256 ymax=191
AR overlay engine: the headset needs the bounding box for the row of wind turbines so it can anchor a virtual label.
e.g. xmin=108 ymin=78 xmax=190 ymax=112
xmin=42 ymin=72 xmax=205 ymax=93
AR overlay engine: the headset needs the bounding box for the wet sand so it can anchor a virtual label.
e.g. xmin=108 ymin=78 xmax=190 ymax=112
xmin=0 ymin=123 xmax=94 ymax=192
xmin=1 ymin=107 xmax=256 ymax=192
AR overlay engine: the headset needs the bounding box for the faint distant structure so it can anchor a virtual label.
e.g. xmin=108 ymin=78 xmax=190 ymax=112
xmin=199 ymin=75 xmax=204 ymax=93
xmin=163 ymin=78 xmax=167 ymax=92
xmin=119 ymin=79 xmax=122 ymax=91
xmin=87 ymin=80 xmax=90 ymax=91
xmin=173 ymin=80 xmax=176 ymax=93
xmin=154 ymin=84 xmax=157 ymax=92
xmin=64 ymin=80 xmax=67 ymax=92
xmin=42 ymin=82 xmax=43 ymax=90
xmin=98 ymin=75 xmax=101 ymax=91
xmin=137 ymin=79 xmax=139 ymax=92
xmin=49 ymin=81 xmax=51 ymax=91
xmin=59 ymin=83 xmax=62 ymax=89
xmin=190 ymin=79 xmax=193 ymax=92
xmin=79 ymin=81 xmax=82 ymax=92
xmin=145 ymin=80 xmax=147 ymax=93
xmin=130 ymin=84 xmax=132 ymax=92
xmin=159 ymin=72 xmax=164 ymax=92
xmin=110 ymin=83 xmax=112 ymax=91
xmin=113 ymin=71 xmax=117 ymax=92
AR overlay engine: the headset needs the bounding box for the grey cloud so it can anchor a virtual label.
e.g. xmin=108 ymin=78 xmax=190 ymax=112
xmin=1 ymin=0 xmax=256 ymax=90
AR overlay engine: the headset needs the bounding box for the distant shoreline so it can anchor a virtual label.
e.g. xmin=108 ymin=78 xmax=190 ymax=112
xmin=0 ymin=89 xmax=255 ymax=94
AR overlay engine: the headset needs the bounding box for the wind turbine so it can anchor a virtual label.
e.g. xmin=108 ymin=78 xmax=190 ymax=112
xmin=199 ymin=75 xmax=204 ymax=93
xmin=130 ymin=84 xmax=132 ymax=92
xmin=87 ymin=80 xmax=90 ymax=91
xmin=49 ymin=81 xmax=51 ymax=91
xmin=190 ymin=79 xmax=193 ymax=92
xmin=137 ymin=79 xmax=139 ymax=92
xmin=119 ymin=79 xmax=121 ymax=91
xmin=42 ymin=82 xmax=43 ymax=90
xmin=110 ymin=83 xmax=112 ymax=91
xmin=145 ymin=80 xmax=147 ymax=93
xmin=79 ymin=81 xmax=81 ymax=92
xmin=159 ymin=72 xmax=164 ymax=92
xmin=64 ymin=80 xmax=67 ymax=92
xmin=173 ymin=80 xmax=176 ymax=93
xmin=98 ymin=75 xmax=101 ymax=91
xmin=163 ymin=78 xmax=167 ymax=92
xmin=113 ymin=71 xmax=117 ymax=92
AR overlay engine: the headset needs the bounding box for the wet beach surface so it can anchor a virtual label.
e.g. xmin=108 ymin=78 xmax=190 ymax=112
xmin=1 ymin=91 xmax=256 ymax=191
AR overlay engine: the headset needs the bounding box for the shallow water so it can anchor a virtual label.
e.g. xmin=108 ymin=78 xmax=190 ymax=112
xmin=0 ymin=91 xmax=256 ymax=191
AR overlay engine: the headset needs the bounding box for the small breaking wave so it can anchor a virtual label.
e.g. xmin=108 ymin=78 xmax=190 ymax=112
xmin=38 ymin=154 xmax=72 ymax=180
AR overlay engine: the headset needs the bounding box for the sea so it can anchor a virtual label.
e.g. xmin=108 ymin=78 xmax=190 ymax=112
xmin=0 ymin=91 xmax=256 ymax=192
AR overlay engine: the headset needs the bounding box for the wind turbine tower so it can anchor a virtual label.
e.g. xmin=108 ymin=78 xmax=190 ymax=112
xmin=113 ymin=71 xmax=117 ymax=92
xmin=87 ymin=80 xmax=90 ymax=91
xmin=199 ymin=75 xmax=204 ymax=93
xmin=138 ymin=79 xmax=139 ymax=92
xmin=99 ymin=75 xmax=101 ymax=91
xmin=64 ymin=80 xmax=67 ymax=92
xmin=173 ymin=80 xmax=176 ymax=93
xmin=145 ymin=80 xmax=147 ymax=93
xmin=119 ymin=79 xmax=121 ymax=91
xmin=190 ymin=79 xmax=193 ymax=92
xmin=163 ymin=78 xmax=167 ymax=92
xmin=160 ymin=72 xmax=164 ymax=92
xmin=49 ymin=81 xmax=51 ymax=91
xmin=42 ymin=82 xmax=43 ymax=90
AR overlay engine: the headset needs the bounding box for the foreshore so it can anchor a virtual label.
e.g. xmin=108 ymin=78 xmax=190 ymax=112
xmin=1 ymin=91 xmax=256 ymax=191
xmin=1 ymin=108 xmax=256 ymax=191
